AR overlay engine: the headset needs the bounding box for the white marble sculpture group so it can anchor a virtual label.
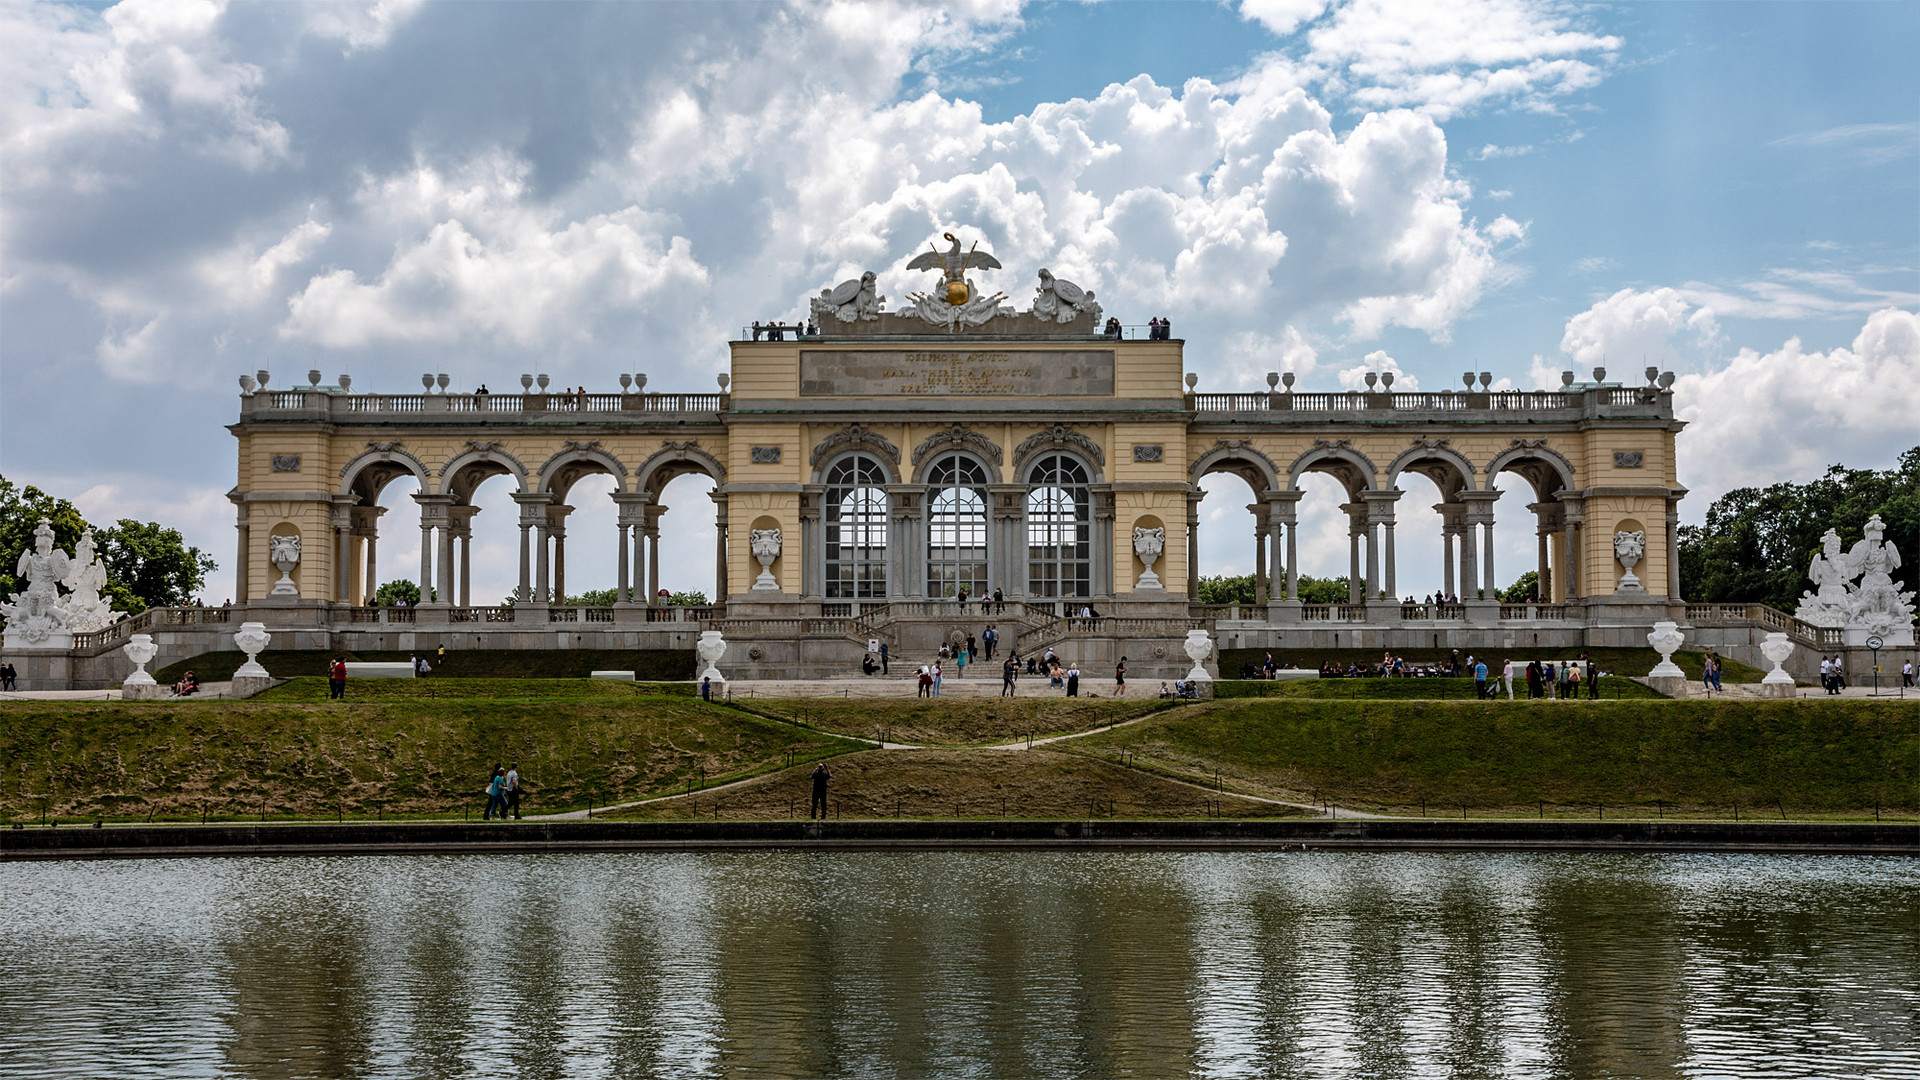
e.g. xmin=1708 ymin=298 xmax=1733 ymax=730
xmin=1 ymin=518 xmax=121 ymax=647
xmin=1794 ymin=514 xmax=1916 ymax=644
xmin=810 ymin=233 xmax=1101 ymax=332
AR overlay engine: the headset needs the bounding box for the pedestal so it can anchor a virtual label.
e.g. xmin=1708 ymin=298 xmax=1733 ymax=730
xmin=231 ymin=675 xmax=275 ymax=698
xmin=122 ymin=683 xmax=165 ymax=700
xmin=1646 ymin=675 xmax=1688 ymax=698
xmin=1758 ymin=681 xmax=1797 ymax=699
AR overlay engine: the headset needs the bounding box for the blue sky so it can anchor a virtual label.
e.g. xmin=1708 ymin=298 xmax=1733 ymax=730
xmin=2 ymin=0 xmax=1915 ymax=605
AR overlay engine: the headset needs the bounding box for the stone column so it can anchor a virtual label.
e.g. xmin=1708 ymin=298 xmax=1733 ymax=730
xmin=1093 ymin=486 xmax=1115 ymax=598
xmin=535 ymin=523 xmax=551 ymax=602
xmin=364 ymin=534 xmax=377 ymax=604
xmin=231 ymin=495 xmax=250 ymax=605
xmin=1251 ymin=509 xmax=1268 ymax=604
xmin=1274 ymin=489 xmax=1301 ymax=603
xmin=1557 ymin=493 xmax=1585 ymax=600
xmin=711 ymin=492 xmax=729 ymax=602
xmin=611 ymin=493 xmax=649 ymax=605
xmin=1266 ymin=502 xmax=1286 ymax=603
xmin=1481 ymin=520 xmax=1497 ymax=600
xmin=1442 ymin=529 xmax=1455 ymax=598
xmin=1186 ymin=492 xmax=1203 ymax=601
xmin=332 ymin=499 xmax=355 ymax=605
xmin=1343 ymin=502 xmax=1364 ymax=604
xmin=1383 ymin=523 xmax=1397 ymax=600
xmin=513 ymin=492 xmax=549 ymax=604
xmin=633 ymin=527 xmax=646 ymax=604
xmin=646 ymin=514 xmax=662 ymax=603
xmin=418 ymin=520 xmax=433 ymax=594
xmin=990 ymin=485 xmax=1025 ymax=603
xmin=1665 ymin=496 xmax=1684 ymax=601
xmin=552 ymin=524 xmax=567 ymax=605
xmin=436 ymin=517 xmax=455 ymax=606
xmin=1460 ymin=521 xmax=1479 ymax=600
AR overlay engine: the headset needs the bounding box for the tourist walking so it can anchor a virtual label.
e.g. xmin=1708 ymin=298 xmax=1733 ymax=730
xmin=1585 ymin=657 xmax=1599 ymax=699
xmin=1904 ymin=659 xmax=1914 ymax=687
xmin=504 ymin=762 xmax=522 ymax=819
xmin=956 ymin=645 xmax=967 ymax=679
xmin=701 ymin=675 xmax=712 ymax=701
xmin=880 ymin=641 xmax=889 ymax=674
xmin=1820 ymin=657 xmax=1836 ymax=695
xmin=1473 ymin=659 xmax=1488 ymax=699
xmin=932 ymin=661 xmax=943 ymax=697
xmin=1114 ymin=656 xmax=1127 ymax=697
xmin=328 ymin=657 xmax=347 ymax=700
xmin=1502 ymin=658 xmax=1514 ymax=700
xmin=1066 ymin=663 xmax=1081 ymax=697
xmin=1002 ymin=657 xmax=1018 ymax=697
xmin=917 ymin=665 xmax=932 ymax=697
xmin=982 ymin=625 xmax=998 ymax=660
xmin=0 ymin=661 xmax=14 ymax=691
xmin=483 ymin=766 xmax=506 ymax=820
xmin=809 ymin=762 xmax=832 ymax=819
xmin=1703 ymin=656 xmax=1722 ymax=692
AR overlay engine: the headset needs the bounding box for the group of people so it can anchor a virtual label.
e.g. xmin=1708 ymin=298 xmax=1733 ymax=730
xmin=1819 ymin=655 xmax=1847 ymax=695
xmin=482 ymin=763 xmax=523 ymax=820
xmin=749 ymin=320 xmax=814 ymax=341
xmin=171 ymin=670 xmax=200 ymax=696
xmin=0 ymin=661 xmax=16 ymax=691
xmin=1499 ymin=656 xmax=1600 ymax=700
xmin=1146 ymin=316 xmax=1173 ymax=339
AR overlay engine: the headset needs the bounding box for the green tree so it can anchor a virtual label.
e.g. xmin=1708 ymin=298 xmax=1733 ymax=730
xmin=1197 ymin=574 xmax=1255 ymax=605
xmin=564 ymin=588 xmax=618 ymax=606
xmin=1679 ymin=446 xmax=1919 ymax=610
xmin=1296 ymin=574 xmax=1351 ymax=604
xmin=94 ymin=519 xmax=216 ymax=612
xmin=1500 ymin=570 xmax=1540 ymax=604
xmin=0 ymin=477 xmax=89 ymax=600
xmin=664 ymin=590 xmax=709 ymax=606
xmin=374 ymin=580 xmax=421 ymax=606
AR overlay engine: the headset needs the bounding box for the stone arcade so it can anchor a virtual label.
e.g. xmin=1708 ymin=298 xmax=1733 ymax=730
xmin=9 ymin=234 xmax=1883 ymax=689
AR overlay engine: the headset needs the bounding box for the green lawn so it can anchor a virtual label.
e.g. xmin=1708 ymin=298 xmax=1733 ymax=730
xmin=1219 ymin=647 xmax=1768 ymax=681
xmin=0 ymin=695 xmax=861 ymax=823
xmin=155 ymin=648 xmax=694 ymax=683
xmin=1214 ymin=676 xmax=1660 ymax=699
xmin=1069 ymin=697 xmax=1920 ymax=817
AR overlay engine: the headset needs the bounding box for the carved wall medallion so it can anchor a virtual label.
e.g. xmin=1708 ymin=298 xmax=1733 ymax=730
xmin=563 ymin=439 xmax=604 ymax=453
xmin=751 ymin=446 xmax=783 ymax=464
xmin=1614 ymin=450 xmax=1645 ymax=468
xmin=1310 ymin=437 xmax=1355 ymax=452
xmin=748 ymin=646 xmax=765 ymax=661
xmin=271 ymin=454 xmax=302 ymax=473
xmin=911 ymin=424 xmax=1003 ymax=467
xmin=1509 ymin=437 xmax=1549 ymax=450
xmin=810 ymin=423 xmax=901 ymax=469
xmin=1409 ymin=437 xmax=1452 ymax=450
xmin=366 ymin=440 xmax=404 ymax=454
xmin=661 ymin=439 xmax=701 ymax=452
xmin=465 ymin=440 xmax=504 ymax=454
xmin=1132 ymin=444 xmax=1164 ymax=462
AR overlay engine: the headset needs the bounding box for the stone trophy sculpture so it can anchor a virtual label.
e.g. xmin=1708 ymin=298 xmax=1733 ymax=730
xmin=1 ymin=518 xmax=73 ymax=647
xmin=696 ymin=629 xmax=728 ymax=682
xmin=1758 ymin=632 xmax=1796 ymax=698
xmin=61 ymin=529 xmax=116 ymax=633
xmin=749 ymin=528 xmax=783 ymax=591
xmin=1132 ymin=526 xmax=1165 ymax=590
xmin=1612 ymin=530 xmax=1645 ymax=592
xmin=1794 ymin=513 xmax=1916 ymax=645
xmin=1183 ymin=629 xmax=1215 ymax=683
xmin=122 ymin=633 xmax=161 ymax=699
xmin=1645 ymin=620 xmax=1687 ymax=696
xmin=810 ymin=271 xmax=884 ymax=324
xmin=1032 ymin=269 xmax=1102 ymax=325
xmin=231 ymin=621 xmax=274 ymax=697
xmin=268 ymin=534 xmax=302 ymax=596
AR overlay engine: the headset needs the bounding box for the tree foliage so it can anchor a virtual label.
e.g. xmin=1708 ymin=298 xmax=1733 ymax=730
xmin=373 ymin=580 xmax=421 ymax=607
xmin=1196 ymin=573 xmax=1351 ymax=605
xmin=0 ymin=476 xmax=213 ymax=614
xmin=1500 ymin=570 xmax=1540 ymax=604
xmin=1678 ymin=446 xmax=1920 ymax=611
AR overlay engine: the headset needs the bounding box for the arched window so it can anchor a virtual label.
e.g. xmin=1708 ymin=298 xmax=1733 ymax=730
xmin=1027 ymin=453 xmax=1091 ymax=598
xmin=824 ymin=456 xmax=888 ymax=599
xmin=927 ymin=452 xmax=989 ymax=599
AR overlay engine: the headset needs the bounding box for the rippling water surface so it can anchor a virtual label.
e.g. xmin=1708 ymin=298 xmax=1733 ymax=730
xmin=1 ymin=851 xmax=1915 ymax=1078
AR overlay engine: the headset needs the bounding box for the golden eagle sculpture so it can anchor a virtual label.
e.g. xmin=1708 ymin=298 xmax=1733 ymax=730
xmin=906 ymin=232 xmax=1003 ymax=306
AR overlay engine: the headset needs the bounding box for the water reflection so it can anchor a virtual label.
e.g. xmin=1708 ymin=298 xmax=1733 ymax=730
xmin=1 ymin=852 xmax=1914 ymax=1078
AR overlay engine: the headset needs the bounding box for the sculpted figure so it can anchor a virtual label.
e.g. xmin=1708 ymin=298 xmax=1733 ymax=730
xmin=61 ymin=528 xmax=116 ymax=633
xmin=810 ymin=271 xmax=883 ymax=324
xmin=1794 ymin=528 xmax=1855 ymax=626
xmin=1 ymin=518 xmax=73 ymax=644
xmin=1032 ymin=268 xmax=1103 ymax=325
xmin=1846 ymin=514 xmax=1916 ymax=634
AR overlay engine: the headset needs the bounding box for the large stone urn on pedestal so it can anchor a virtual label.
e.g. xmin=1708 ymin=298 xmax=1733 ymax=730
xmin=267 ymin=535 xmax=302 ymax=597
xmin=121 ymin=633 xmax=162 ymax=700
xmin=1759 ymin=632 xmax=1798 ymax=698
xmin=1133 ymin=527 xmax=1165 ymax=591
xmin=1183 ymin=629 xmax=1215 ymax=681
xmin=749 ymin=529 xmax=782 ymax=591
xmin=231 ymin=621 xmax=274 ymax=698
xmin=696 ymin=630 xmax=728 ymax=682
xmin=1645 ymin=620 xmax=1688 ymax=697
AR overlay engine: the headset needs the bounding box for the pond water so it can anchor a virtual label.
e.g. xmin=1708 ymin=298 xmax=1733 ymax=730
xmin=1 ymin=851 xmax=1915 ymax=1079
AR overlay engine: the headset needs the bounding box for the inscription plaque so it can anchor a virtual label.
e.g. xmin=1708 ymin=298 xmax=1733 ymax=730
xmin=271 ymin=454 xmax=302 ymax=473
xmin=800 ymin=349 xmax=1115 ymax=397
xmin=750 ymin=446 xmax=783 ymax=464
xmin=1614 ymin=450 xmax=1645 ymax=468
xmin=1132 ymin=445 xmax=1164 ymax=462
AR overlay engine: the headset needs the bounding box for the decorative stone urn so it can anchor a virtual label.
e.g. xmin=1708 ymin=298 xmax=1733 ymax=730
xmin=232 ymin=621 xmax=273 ymax=698
xmin=121 ymin=633 xmax=161 ymax=700
xmin=1645 ymin=620 xmax=1687 ymax=697
xmin=1613 ymin=530 xmax=1646 ymax=593
xmin=749 ymin=528 xmax=782 ymax=591
xmin=696 ymin=629 xmax=727 ymax=682
xmin=234 ymin=622 xmax=271 ymax=677
xmin=1182 ymin=629 xmax=1215 ymax=682
xmin=268 ymin=534 xmax=302 ymax=596
xmin=1133 ymin=526 xmax=1165 ymax=591
xmin=1759 ymin=632 xmax=1797 ymax=697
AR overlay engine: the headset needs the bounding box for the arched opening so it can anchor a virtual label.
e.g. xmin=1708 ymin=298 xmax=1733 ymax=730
xmin=1291 ymin=471 xmax=1357 ymax=603
xmin=1025 ymin=453 xmax=1092 ymax=600
xmin=653 ymin=472 xmax=719 ymax=603
xmin=1486 ymin=454 xmax=1573 ymax=603
xmin=1388 ymin=451 xmax=1474 ymax=605
xmin=823 ymin=455 xmax=888 ymax=600
xmin=927 ymin=451 xmax=990 ymax=600
xmin=344 ymin=464 xmax=423 ymax=606
xmin=548 ymin=472 xmax=619 ymax=605
xmin=1194 ymin=470 xmax=1259 ymax=604
xmin=443 ymin=461 xmax=523 ymax=607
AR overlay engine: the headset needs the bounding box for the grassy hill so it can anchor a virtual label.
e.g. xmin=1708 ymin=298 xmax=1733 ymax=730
xmin=155 ymin=648 xmax=694 ymax=683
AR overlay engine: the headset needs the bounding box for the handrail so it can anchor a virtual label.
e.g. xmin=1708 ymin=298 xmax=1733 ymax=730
xmin=248 ymin=391 xmax=728 ymax=416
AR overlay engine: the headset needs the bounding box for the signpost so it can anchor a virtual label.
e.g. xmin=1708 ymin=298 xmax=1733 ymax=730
xmin=1865 ymin=635 xmax=1883 ymax=696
